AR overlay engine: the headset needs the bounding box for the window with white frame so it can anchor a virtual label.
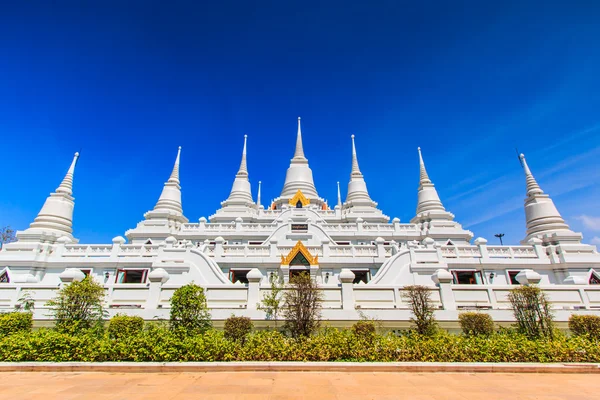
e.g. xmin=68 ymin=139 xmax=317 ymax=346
xmin=115 ymin=269 xmax=148 ymax=284
xmin=229 ymin=269 xmax=250 ymax=284
xmin=351 ymin=270 xmax=371 ymax=284
xmin=451 ymin=270 xmax=484 ymax=285
xmin=507 ymin=270 xmax=521 ymax=285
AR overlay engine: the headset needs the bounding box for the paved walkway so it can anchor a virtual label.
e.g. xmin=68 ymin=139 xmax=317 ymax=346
xmin=0 ymin=371 xmax=595 ymax=399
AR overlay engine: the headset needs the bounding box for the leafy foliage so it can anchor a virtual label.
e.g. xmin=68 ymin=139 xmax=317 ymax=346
xmin=402 ymin=285 xmax=437 ymax=335
xmin=169 ymin=283 xmax=212 ymax=335
xmin=258 ymin=273 xmax=284 ymax=327
xmin=0 ymin=312 xmax=32 ymax=337
xmin=458 ymin=312 xmax=495 ymax=337
xmin=15 ymin=290 xmax=35 ymax=312
xmin=46 ymin=276 xmax=106 ymax=334
xmin=569 ymin=315 xmax=600 ymax=339
xmin=0 ymin=326 xmax=599 ymax=363
xmin=108 ymin=315 xmax=145 ymax=340
xmin=508 ymin=285 xmax=554 ymax=339
xmin=351 ymin=320 xmax=377 ymax=342
xmin=282 ymin=272 xmax=323 ymax=338
xmin=224 ymin=315 xmax=254 ymax=344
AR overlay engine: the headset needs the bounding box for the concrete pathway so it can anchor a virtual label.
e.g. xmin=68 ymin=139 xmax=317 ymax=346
xmin=0 ymin=371 xmax=596 ymax=399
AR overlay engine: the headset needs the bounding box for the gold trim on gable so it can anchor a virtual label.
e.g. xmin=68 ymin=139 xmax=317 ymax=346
xmin=280 ymin=241 xmax=319 ymax=265
xmin=288 ymin=190 xmax=310 ymax=207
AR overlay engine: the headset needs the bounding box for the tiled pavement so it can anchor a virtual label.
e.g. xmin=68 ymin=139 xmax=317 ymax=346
xmin=0 ymin=371 xmax=596 ymax=400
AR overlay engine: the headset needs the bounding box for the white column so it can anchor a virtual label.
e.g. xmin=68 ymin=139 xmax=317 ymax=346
xmin=339 ymin=269 xmax=356 ymax=311
xmin=147 ymin=268 xmax=170 ymax=311
xmin=246 ymin=268 xmax=262 ymax=311
xmin=432 ymin=269 xmax=456 ymax=310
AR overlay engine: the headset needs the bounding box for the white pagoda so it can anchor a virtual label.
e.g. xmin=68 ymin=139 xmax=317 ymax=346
xmin=1 ymin=118 xmax=599 ymax=325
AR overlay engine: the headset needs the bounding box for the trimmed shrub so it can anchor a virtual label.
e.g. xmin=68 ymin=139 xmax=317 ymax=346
xmin=46 ymin=276 xmax=106 ymax=334
xmin=224 ymin=316 xmax=253 ymax=344
xmin=508 ymin=285 xmax=554 ymax=339
xmin=459 ymin=312 xmax=495 ymax=337
xmin=0 ymin=312 xmax=33 ymax=337
xmin=170 ymin=283 xmax=212 ymax=335
xmin=1 ymin=326 xmax=600 ymax=363
xmin=108 ymin=315 xmax=145 ymax=340
xmin=351 ymin=320 xmax=376 ymax=342
xmin=569 ymin=315 xmax=600 ymax=339
xmin=402 ymin=285 xmax=437 ymax=336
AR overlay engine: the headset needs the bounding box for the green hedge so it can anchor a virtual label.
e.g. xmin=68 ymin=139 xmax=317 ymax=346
xmin=108 ymin=315 xmax=145 ymax=340
xmin=0 ymin=312 xmax=33 ymax=337
xmin=569 ymin=315 xmax=600 ymax=339
xmin=0 ymin=326 xmax=598 ymax=362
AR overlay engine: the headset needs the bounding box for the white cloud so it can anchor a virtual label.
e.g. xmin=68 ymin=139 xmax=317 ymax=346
xmin=591 ymin=236 xmax=600 ymax=246
xmin=576 ymin=215 xmax=600 ymax=231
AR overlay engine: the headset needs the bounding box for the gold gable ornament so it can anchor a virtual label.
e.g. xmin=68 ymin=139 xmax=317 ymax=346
xmin=288 ymin=190 xmax=310 ymax=207
xmin=280 ymin=241 xmax=319 ymax=265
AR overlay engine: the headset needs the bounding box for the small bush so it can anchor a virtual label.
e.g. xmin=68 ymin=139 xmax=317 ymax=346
xmin=459 ymin=312 xmax=495 ymax=336
xmin=108 ymin=315 xmax=145 ymax=340
xmin=402 ymin=285 xmax=437 ymax=336
xmin=46 ymin=277 xmax=106 ymax=334
xmin=0 ymin=312 xmax=32 ymax=337
xmin=508 ymin=285 xmax=554 ymax=339
xmin=224 ymin=315 xmax=253 ymax=344
xmin=170 ymin=283 xmax=212 ymax=335
xmin=569 ymin=315 xmax=600 ymax=339
xmin=351 ymin=320 xmax=376 ymax=341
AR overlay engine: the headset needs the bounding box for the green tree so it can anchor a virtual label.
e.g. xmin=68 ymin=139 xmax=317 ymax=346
xmin=282 ymin=272 xmax=322 ymax=338
xmin=46 ymin=276 xmax=106 ymax=334
xmin=508 ymin=285 xmax=554 ymax=339
xmin=258 ymin=273 xmax=284 ymax=328
xmin=402 ymin=285 xmax=437 ymax=335
xmin=169 ymin=283 xmax=212 ymax=335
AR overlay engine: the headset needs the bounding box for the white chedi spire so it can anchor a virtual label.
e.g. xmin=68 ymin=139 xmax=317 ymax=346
xmin=257 ymin=180 xmax=262 ymax=208
xmin=152 ymin=146 xmax=185 ymax=215
xmin=336 ymin=181 xmax=342 ymax=209
xmin=345 ymin=135 xmax=375 ymax=204
xmin=519 ymin=153 xmax=581 ymax=244
xmin=19 ymin=152 xmax=80 ymax=242
xmin=222 ymin=135 xmax=254 ymax=206
xmin=280 ymin=117 xmax=319 ymax=199
xmin=411 ymin=147 xmax=453 ymax=222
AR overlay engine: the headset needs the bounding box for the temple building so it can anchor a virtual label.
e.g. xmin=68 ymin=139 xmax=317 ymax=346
xmin=1 ymin=118 xmax=599 ymax=325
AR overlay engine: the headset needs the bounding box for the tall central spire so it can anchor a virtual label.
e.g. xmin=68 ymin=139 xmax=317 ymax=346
xmin=293 ymin=117 xmax=306 ymax=161
xmin=350 ymin=134 xmax=361 ymax=176
xmin=280 ymin=117 xmax=319 ymax=199
xmin=238 ymin=134 xmax=248 ymax=176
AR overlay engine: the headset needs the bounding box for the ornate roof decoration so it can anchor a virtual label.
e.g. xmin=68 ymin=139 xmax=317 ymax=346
xmin=288 ymin=189 xmax=310 ymax=207
xmin=280 ymin=240 xmax=319 ymax=265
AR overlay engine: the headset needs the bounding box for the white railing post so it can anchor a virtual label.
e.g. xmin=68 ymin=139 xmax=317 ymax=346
xmin=246 ymin=268 xmax=262 ymax=311
xmin=339 ymin=269 xmax=356 ymax=310
xmin=375 ymin=237 xmax=385 ymax=258
xmin=147 ymin=268 xmax=169 ymax=311
xmin=474 ymin=237 xmax=489 ymax=261
xmin=214 ymin=236 xmax=225 ymax=257
xmin=432 ymin=269 xmax=456 ymax=310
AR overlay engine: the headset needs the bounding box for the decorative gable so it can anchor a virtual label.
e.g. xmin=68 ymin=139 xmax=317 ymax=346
xmin=281 ymin=241 xmax=318 ymax=265
xmin=288 ymin=190 xmax=310 ymax=207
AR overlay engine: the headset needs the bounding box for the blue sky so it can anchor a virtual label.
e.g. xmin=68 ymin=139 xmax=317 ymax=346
xmin=1 ymin=1 xmax=600 ymax=245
